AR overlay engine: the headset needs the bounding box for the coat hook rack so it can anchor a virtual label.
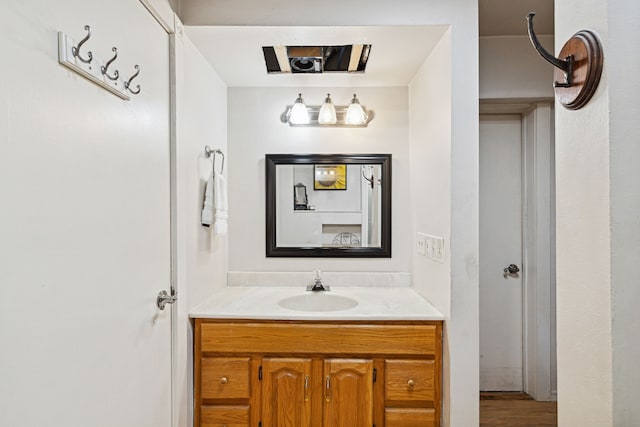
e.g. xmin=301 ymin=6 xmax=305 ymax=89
xmin=101 ymin=47 xmax=120 ymax=81
xmin=58 ymin=25 xmax=142 ymax=100
xmin=124 ymin=65 xmax=141 ymax=95
xmin=527 ymin=12 xmax=603 ymax=110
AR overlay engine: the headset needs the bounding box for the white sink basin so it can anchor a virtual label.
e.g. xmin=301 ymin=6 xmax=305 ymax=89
xmin=278 ymin=293 xmax=359 ymax=312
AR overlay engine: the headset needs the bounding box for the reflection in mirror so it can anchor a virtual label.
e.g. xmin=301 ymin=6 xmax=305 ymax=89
xmin=277 ymin=164 xmax=381 ymax=247
xmin=266 ymin=154 xmax=391 ymax=257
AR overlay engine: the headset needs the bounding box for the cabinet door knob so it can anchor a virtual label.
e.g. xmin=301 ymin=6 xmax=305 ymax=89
xmin=407 ymin=379 xmax=415 ymax=387
xmin=220 ymin=376 xmax=228 ymax=384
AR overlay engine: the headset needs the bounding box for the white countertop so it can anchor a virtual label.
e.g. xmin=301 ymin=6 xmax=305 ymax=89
xmin=189 ymin=286 xmax=444 ymax=321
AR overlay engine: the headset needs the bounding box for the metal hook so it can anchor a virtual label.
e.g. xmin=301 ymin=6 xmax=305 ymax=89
xmin=362 ymin=169 xmax=374 ymax=189
xmin=124 ymin=65 xmax=141 ymax=94
xmin=101 ymin=47 xmax=120 ymax=81
xmin=72 ymin=25 xmax=93 ymax=64
xmin=526 ymin=12 xmax=573 ymax=88
xmin=361 ymin=165 xmax=381 ymax=189
xmin=205 ymin=146 xmax=225 ymax=175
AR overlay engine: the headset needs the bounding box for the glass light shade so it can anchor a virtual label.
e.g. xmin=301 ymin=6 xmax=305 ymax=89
xmin=288 ymin=93 xmax=309 ymax=125
xmin=317 ymin=94 xmax=337 ymax=125
xmin=345 ymin=94 xmax=367 ymax=125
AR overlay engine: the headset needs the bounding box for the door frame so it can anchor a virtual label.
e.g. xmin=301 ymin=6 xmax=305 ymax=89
xmin=480 ymin=100 xmax=556 ymax=401
xmin=138 ymin=1 xmax=180 ymax=425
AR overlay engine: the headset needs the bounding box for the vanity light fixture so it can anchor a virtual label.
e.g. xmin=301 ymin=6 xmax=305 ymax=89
xmin=288 ymin=93 xmax=310 ymax=125
xmin=345 ymin=94 xmax=367 ymax=125
xmin=317 ymin=94 xmax=337 ymax=125
xmin=281 ymin=93 xmax=373 ymax=127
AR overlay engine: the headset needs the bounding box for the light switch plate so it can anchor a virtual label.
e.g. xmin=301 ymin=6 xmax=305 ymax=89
xmin=432 ymin=236 xmax=444 ymax=262
xmin=416 ymin=232 xmax=427 ymax=256
xmin=423 ymin=234 xmax=445 ymax=263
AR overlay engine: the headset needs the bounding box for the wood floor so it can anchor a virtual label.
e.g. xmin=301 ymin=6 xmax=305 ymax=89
xmin=480 ymin=392 xmax=557 ymax=427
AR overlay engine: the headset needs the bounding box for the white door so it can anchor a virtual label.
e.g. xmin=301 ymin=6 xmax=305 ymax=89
xmin=479 ymin=115 xmax=523 ymax=391
xmin=0 ymin=2 xmax=172 ymax=426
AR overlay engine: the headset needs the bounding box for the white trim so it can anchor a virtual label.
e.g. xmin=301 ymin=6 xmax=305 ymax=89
xmin=168 ymin=33 xmax=179 ymax=427
xmin=139 ymin=0 xmax=176 ymax=34
xmin=522 ymin=102 xmax=556 ymax=401
xmin=137 ymin=2 xmax=178 ymax=426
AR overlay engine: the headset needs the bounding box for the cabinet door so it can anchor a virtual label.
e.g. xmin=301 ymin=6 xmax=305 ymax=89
xmin=261 ymin=358 xmax=312 ymax=427
xmin=323 ymin=359 xmax=373 ymax=427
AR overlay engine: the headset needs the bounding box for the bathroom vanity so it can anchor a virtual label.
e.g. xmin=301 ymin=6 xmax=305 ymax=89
xmin=191 ymin=287 xmax=444 ymax=427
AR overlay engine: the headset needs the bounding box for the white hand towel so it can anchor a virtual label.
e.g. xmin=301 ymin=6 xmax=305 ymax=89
xmin=213 ymin=171 xmax=228 ymax=235
xmin=201 ymin=170 xmax=213 ymax=227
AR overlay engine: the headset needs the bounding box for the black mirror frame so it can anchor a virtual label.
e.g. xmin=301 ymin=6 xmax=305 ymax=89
xmin=266 ymin=153 xmax=392 ymax=258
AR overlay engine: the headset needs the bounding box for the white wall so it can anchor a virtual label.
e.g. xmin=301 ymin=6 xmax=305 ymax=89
xmin=172 ymin=29 xmax=228 ymax=427
xmin=227 ymin=86 xmax=411 ymax=272
xmin=555 ymin=1 xmax=612 ymax=425
xmin=410 ymin=30 xmax=453 ymax=318
xmin=608 ymin=1 xmax=640 ymax=424
xmin=480 ymin=35 xmax=555 ymax=100
xmin=555 ymin=0 xmax=640 ymax=425
xmin=0 ymin=0 xmax=173 ymax=425
xmin=409 ymin=29 xmax=455 ymax=424
xmin=410 ymin=29 xmax=480 ymax=426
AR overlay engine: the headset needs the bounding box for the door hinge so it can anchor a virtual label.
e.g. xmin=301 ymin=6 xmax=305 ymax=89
xmin=373 ymin=368 xmax=377 ymax=383
xmin=259 ymin=365 xmax=262 ymax=381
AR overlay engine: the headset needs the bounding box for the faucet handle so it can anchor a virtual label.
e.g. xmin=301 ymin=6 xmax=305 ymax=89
xmin=307 ymin=270 xmax=329 ymax=291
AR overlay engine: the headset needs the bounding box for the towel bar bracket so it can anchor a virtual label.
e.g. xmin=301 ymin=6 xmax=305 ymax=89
xmin=205 ymin=145 xmax=225 ymax=175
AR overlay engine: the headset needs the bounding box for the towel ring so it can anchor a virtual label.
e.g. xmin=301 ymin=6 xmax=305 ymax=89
xmin=205 ymin=145 xmax=224 ymax=175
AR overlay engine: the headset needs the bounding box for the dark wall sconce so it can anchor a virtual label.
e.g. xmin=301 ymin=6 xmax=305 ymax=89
xmin=527 ymin=12 xmax=603 ymax=110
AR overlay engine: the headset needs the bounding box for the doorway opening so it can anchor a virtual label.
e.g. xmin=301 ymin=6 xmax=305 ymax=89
xmin=479 ymin=103 xmax=556 ymax=408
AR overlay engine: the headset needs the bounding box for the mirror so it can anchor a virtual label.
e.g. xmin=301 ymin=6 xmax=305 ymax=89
xmin=266 ymin=154 xmax=391 ymax=257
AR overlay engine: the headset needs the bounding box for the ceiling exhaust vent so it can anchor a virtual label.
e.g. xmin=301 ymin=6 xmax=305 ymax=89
xmin=262 ymin=44 xmax=372 ymax=74
xmin=288 ymin=46 xmax=323 ymax=73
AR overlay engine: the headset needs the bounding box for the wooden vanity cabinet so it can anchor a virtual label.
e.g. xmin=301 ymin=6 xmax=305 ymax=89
xmin=194 ymin=320 xmax=442 ymax=427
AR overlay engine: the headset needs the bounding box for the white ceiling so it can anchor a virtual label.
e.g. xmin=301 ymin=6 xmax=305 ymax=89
xmin=186 ymin=26 xmax=449 ymax=88
xmin=181 ymin=0 xmax=553 ymax=87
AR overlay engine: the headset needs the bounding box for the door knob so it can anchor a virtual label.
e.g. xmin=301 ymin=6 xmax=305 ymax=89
xmin=503 ymin=264 xmax=520 ymax=278
xmin=157 ymin=289 xmax=177 ymax=310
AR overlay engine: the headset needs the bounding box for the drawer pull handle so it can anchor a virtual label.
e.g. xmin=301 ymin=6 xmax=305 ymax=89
xmin=220 ymin=376 xmax=228 ymax=384
xmin=407 ymin=379 xmax=415 ymax=387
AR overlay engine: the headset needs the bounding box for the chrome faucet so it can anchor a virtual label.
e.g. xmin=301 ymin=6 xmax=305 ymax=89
xmin=307 ymin=269 xmax=330 ymax=291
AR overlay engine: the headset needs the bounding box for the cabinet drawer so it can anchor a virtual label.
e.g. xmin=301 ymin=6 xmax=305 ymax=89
xmin=385 ymin=360 xmax=435 ymax=403
xmin=200 ymin=322 xmax=438 ymax=356
xmin=201 ymin=405 xmax=249 ymax=427
xmin=385 ymin=408 xmax=435 ymax=427
xmin=201 ymin=357 xmax=251 ymax=400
